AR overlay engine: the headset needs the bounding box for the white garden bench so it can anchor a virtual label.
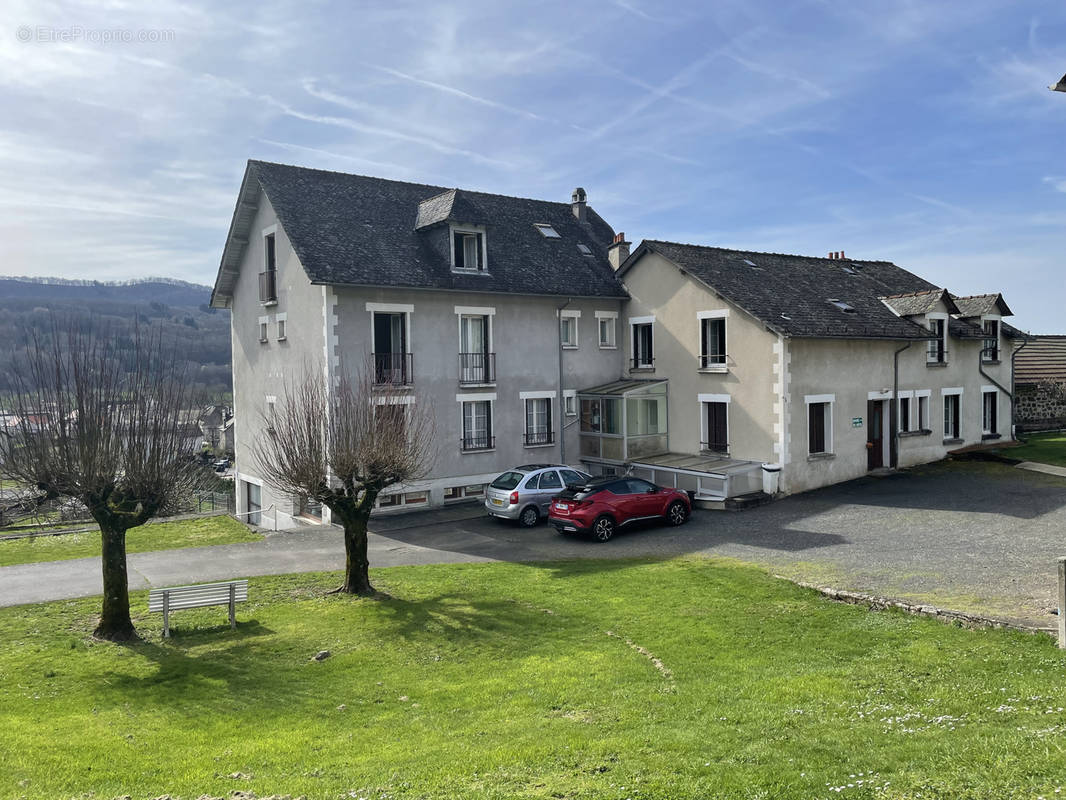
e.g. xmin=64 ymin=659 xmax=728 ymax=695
xmin=148 ymin=579 xmax=248 ymax=638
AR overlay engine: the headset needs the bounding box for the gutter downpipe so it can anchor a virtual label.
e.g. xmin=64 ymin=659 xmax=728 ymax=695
xmin=557 ymin=297 xmax=573 ymax=465
xmin=1003 ymin=332 xmax=1032 ymax=441
xmin=891 ymin=342 xmax=912 ymax=469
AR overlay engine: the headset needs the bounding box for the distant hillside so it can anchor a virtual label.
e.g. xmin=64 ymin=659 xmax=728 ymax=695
xmin=0 ymin=277 xmax=231 ymax=396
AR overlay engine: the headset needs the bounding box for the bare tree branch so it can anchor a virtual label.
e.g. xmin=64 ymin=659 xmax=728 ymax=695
xmin=253 ymin=361 xmax=436 ymax=595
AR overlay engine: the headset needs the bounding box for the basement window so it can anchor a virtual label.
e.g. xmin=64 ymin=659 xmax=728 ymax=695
xmin=534 ymin=223 xmax=560 ymax=238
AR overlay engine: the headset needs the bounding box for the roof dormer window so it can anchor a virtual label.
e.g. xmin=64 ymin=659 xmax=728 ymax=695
xmin=534 ymin=223 xmax=560 ymax=238
xmin=452 ymin=228 xmax=486 ymax=272
xmin=827 ymin=299 xmax=856 ymax=313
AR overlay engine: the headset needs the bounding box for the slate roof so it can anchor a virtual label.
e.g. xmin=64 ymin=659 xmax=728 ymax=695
xmin=622 ymin=241 xmax=941 ymax=339
xmin=212 ymin=161 xmax=626 ymax=304
xmin=881 ymin=289 xmax=959 ymax=317
xmin=1015 ymin=336 xmax=1066 ymax=383
xmin=952 ymin=293 xmax=1013 ymax=318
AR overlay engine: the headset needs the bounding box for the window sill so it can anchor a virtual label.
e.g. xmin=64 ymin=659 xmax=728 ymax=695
xmin=942 ymin=437 xmax=964 ymax=446
xmin=898 ymin=429 xmax=931 ymax=438
xmin=807 ymin=453 xmax=835 ymax=461
xmin=461 ymin=448 xmax=496 ymax=455
xmin=523 ymin=442 xmax=556 ymax=449
xmin=925 ymin=361 xmax=948 ymax=368
xmin=698 ymin=366 xmax=729 ymax=374
xmin=981 ymin=433 xmax=1002 ymax=441
xmin=562 ymin=345 xmax=578 ymax=350
xmin=598 ymin=345 xmax=617 ymax=350
xmin=458 ymin=382 xmax=496 ymax=389
xmin=451 ymin=268 xmax=489 ymax=276
xmin=629 ymin=366 xmax=655 ymax=373
xmin=276 ymin=337 xmax=287 ymax=342
xmin=260 ymin=300 xmax=278 ymax=307
xmin=981 ymin=359 xmax=1001 ymax=366
xmin=258 ymin=338 xmax=269 ymax=344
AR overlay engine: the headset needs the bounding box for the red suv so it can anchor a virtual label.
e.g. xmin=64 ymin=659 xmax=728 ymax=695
xmin=549 ymin=476 xmax=691 ymax=542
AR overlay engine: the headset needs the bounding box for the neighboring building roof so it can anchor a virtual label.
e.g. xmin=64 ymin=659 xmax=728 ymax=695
xmin=952 ymin=293 xmax=1013 ymax=318
xmin=620 ymin=241 xmax=941 ymax=339
xmin=881 ymin=288 xmax=960 ymax=317
xmin=1015 ymin=336 xmax=1066 ymax=383
xmin=211 ymin=161 xmax=627 ymax=306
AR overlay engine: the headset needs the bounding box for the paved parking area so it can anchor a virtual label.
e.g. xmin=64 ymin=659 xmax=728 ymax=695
xmin=2 ymin=459 xmax=1064 ymax=626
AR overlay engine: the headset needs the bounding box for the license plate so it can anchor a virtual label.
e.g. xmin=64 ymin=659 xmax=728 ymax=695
xmin=553 ymin=503 xmax=569 ymax=515
xmin=491 ymin=498 xmax=505 ymax=506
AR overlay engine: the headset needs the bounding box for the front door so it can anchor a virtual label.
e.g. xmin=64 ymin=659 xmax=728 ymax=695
xmin=867 ymin=400 xmax=884 ymax=470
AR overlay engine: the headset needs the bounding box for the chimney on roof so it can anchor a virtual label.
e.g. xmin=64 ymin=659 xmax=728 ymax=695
xmin=607 ymin=231 xmax=630 ymax=270
xmin=571 ymin=187 xmax=587 ymax=222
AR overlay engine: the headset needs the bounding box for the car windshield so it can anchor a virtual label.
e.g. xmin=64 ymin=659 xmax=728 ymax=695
xmin=490 ymin=471 xmax=525 ymax=490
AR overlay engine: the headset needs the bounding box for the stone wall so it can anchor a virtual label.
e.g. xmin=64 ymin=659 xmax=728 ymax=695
xmin=1015 ymin=382 xmax=1066 ymax=431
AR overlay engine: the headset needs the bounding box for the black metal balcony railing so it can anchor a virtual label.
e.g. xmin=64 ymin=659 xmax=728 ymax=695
xmin=458 ymin=352 xmax=496 ymax=385
xmin=699 ymin=353 xmax=727 ymax=368
xmin=373 ymin=352 xmax=413 ymax=385
xmin=630 ymin=357 xmax=655 ymax=370
xmin=523 ymin=430 xmax=555 ymax=446
xmin=461 ymin=434 xmax=494 ymax=452
xmin=258 ymin=270 xmax=277 ymax=303
xmin=700 ymin=440 xmax=729 ymax=455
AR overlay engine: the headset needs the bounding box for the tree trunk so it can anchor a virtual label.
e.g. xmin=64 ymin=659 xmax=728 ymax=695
xmin=94 ymin=521 xmax=136 ymax=641
xmin=338 ymin=506 xmax=375 ymax=596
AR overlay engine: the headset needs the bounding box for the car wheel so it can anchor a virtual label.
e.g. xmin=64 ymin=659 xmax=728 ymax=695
xmin=592 ymin=515 xmax=615 ymax=542
xmin=666 ymin=500 xmax=688 ymax=526
xmin=519 ymin=506 xmax=539 ymax=527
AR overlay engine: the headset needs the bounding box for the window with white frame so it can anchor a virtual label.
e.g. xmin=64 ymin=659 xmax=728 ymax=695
xmin=982 ymin=388 xmax=998 ymax=436
xmin=943 ymin=389 xmax=962 ymax=440
xmin=523 ymin=396 xmax=554 ymax=446
xmin=698 ymin=311 xmax=728 ymax=369
xmin=452 ymin=229 xmax=485 ymax=271
xmin=563 ymin=390 xmax=577 ymax=416
xmin=806 ymin=395 xmax=834 ymax=455
xmin=982 ymin=318 xmax=1000 ymax=362
xmin=899 ymin=393 xmax=913 ymax=432
xmin=699 ymin=394 xmax=729 ymax=454
xmin=596 ymin=311 xmax=617 ymax=348
xmin=917 ymin=391 xmax=930 ymax=431
xmin=926 ymin=314 xmax=947 ymax=363
xmin=276 ymin=313 xmax=287 ymax=341
xmin=258 ymin=315 xmax=269 ymax=343
xmin=457 ymin=308 xmax=494 ymax=384
xmin=461 ymin=399 xmax=493 ymax=451
xmin=560 ymin=309 xmax=580 ymax=349
xmin=630 ymin=317 xmax=654 ymax=368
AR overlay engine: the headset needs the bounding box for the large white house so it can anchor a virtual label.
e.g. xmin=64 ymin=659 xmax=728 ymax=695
xmin=210 ymin=161 xmax=1020 ymax=525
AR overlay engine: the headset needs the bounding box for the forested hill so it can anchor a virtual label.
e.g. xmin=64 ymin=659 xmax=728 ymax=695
xmin=0 ymin=277 xmax=231 ymax=395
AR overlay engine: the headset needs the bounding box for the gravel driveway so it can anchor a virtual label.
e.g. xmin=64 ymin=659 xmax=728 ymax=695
xmin=373 ymin=459 xmax=1066 ymax=628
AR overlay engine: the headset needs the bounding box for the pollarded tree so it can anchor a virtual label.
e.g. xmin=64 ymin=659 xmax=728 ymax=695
xmin=6 ymin=319 xmax=200 ymax=640
xmin=253 ymin=366 xmax=435 ymax=596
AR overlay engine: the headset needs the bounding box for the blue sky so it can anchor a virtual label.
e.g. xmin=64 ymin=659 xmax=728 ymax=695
xmin=1 ymin=0 xmax=1063 ymax=331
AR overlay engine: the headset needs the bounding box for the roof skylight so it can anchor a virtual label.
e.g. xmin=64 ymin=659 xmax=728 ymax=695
xmin=576 ymin=243 xmax=593 ymax=256
xmin=534 ymin=223 xmax=560 ymax=238
xmin=828 ymin=299 xmax=856 ymax=313
xmin=742 ymin=258 xmax=757 ymax=267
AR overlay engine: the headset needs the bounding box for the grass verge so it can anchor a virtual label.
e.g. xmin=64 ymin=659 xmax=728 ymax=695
xmin=1009 ymin=431 xmax=1066 ymax=467
xmin=2 ymin=557 xmax=1065 ymax=799
xmin=0 ymin=515 xmax=261 ymax=567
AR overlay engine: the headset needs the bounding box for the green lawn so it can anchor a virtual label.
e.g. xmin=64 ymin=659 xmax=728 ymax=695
xmin=1009 ymin=431 xmax=1066 ymax=467
xmin=0 ymin=515 xmax=261 ymax=567
xmin=2 ymin=558 xmax=1065 ymax=799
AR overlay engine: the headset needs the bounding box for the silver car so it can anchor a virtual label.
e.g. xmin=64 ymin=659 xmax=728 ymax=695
xmin=484 ymin=464 xmax=592 ymax=527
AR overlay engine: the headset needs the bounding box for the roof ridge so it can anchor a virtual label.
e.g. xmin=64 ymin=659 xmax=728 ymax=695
xmin=881 ymin=288 xmax=944 ymax=299
xmin=642 ymin=239 xmax=897 ymax=265
xmin=250 ymin=159 xmax=579 ymax=211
